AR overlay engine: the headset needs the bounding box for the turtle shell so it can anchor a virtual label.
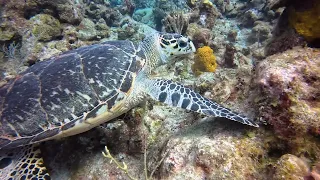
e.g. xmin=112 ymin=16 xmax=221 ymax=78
xmin=0 ymin=40 xmax=146 ymax=149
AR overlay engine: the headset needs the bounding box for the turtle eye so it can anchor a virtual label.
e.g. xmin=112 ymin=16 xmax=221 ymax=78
xmin=178 ymin=40 xmax=187 ymax=47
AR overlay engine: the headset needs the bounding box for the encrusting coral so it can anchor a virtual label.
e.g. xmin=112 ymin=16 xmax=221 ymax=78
xmin=191 ymin=46 xmax=217 ymax=76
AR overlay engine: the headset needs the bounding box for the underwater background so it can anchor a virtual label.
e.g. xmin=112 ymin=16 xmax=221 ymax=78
xmin=0 ymin=0 xmax=320 ymax=179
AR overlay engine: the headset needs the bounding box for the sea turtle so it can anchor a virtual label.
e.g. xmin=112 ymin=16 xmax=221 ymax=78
xmin=0 ymin=32 xmax=258 ymax=179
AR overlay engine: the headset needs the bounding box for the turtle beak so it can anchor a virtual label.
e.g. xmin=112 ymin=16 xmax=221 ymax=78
xmin=190 ymin=41 xmax=196 ymax=53
xmin=187 ymin=37 xmax=196 ymax=53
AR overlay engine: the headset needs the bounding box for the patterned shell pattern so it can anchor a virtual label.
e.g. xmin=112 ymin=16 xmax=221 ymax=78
xmin=0 ymin=40 xmax=146 ymax=149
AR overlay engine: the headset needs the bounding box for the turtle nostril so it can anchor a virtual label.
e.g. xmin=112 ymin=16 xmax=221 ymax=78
xmin=0 ymin=158 xmax=12 ymax=169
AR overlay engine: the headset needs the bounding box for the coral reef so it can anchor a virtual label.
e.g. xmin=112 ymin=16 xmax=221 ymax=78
xmin=191 ymin=46 xmax=217 ymax=76
xmin=256 ymin=47 xmax=320 ymax=139
xmin=0 ymin=0 xmax=85 ymax=73
xmin=1 ymin=0 xmax=320 ymax=179
xmin=0 ymin=0 xmax=81 ymax=43
xmin=266 ymin=0 xmax=288 ymax=10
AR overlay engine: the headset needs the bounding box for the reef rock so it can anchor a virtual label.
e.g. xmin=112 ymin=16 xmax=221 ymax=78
xmin=0 ymin=22 xmax=18 ymax=42
xmin=26 ymin=0 xmax=83 ymax=24
xmin=273 ymin=154 xmax=320 ymax=180
xmin=156 ymin=119 xmax=275 ymax=179
xmin=273 ymin=154 xmax=310 ymax=180
xmin=83 ymin=0 xmax=122 ymax=27
xmin=77 ymin=18 xmax=99 ymax=41
xmin=76 ymin=18 xmax=110 ymax=41
xmin=256 ymin=47 xmax=320 ymax=139
xmin=30 ymin=14 xmax=62 ymax=41
xmin=133 ymin=8 xmax=154 ymax=27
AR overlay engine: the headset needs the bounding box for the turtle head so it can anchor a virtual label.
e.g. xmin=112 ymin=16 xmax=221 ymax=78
xmin=157 ymin=33 xmax=196 ymax=63
xmin=141 ymin=32 xmax=195 ymax=72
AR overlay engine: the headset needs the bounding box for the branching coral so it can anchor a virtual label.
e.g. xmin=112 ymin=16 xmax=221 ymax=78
xmin=161 ymin=12 xmax=190 ymax=35
xmin=191 ymin=46 xmax=217 ymax=76
xmin=1 ymin=42 xmax=20 ymax=59
xmin=102 ymin=146 xmax=137 ymax=180
xmin=102 ymin=138 xmax=170 ymax=180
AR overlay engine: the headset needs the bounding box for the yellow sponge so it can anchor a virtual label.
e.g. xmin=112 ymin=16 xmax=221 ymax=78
xmin=289 ymin=2 xmax=320 ymax=42
xmin=192 ymin=46 xmax=217 ymax=76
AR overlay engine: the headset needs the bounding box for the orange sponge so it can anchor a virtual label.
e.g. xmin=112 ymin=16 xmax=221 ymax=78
xmin=192 ymin=46 xmax=217 ymax=76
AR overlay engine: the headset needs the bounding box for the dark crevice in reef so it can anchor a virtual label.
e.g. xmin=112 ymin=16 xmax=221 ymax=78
xmin=23 ymin=4 xmax=59 ymax=21
xmin=308 ymin=39 xmax=320 ymax=48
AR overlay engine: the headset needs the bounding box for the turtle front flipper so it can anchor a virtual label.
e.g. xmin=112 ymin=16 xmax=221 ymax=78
xmin=0 ymin=145 xmax=50 ymax=180
xmin=145 ymin=79 xmax=259 ymax=127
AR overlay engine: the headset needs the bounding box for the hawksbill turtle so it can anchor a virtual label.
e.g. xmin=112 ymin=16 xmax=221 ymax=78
xmin=0 ymin=32 xmax=258 ymax=179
